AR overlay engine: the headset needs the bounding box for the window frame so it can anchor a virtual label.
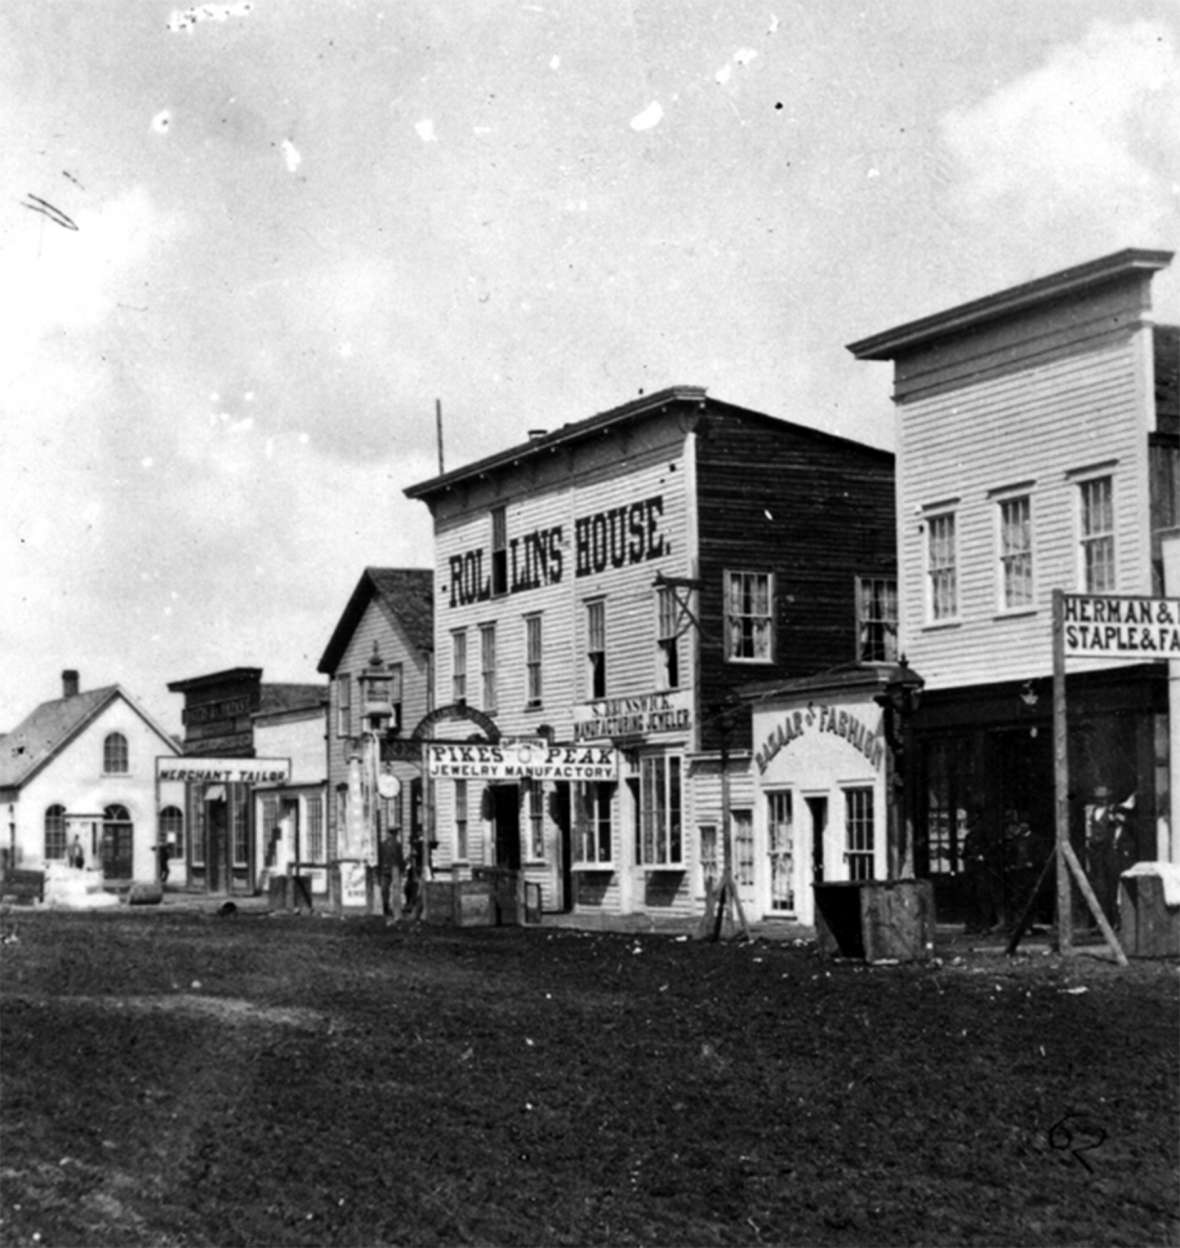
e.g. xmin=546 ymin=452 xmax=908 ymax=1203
xmin=574 ymin=781 xmax=614 ymax=867
xmin=479 ymin=622 xmax=497 ymax=713
xmin=451 ymin=628 xmax=467 ymax=705
xmin=44 ymin=804 xmax=67 ymax=862
xmin=766 ymin=789 xmax=795 ymax=912
xmin=996 ymin=492 xmax=1035 ymax=613
xmin=103 ymin=732 xmax=129 ymax=775
xmin=454 ymin=779 xmax=469 ymax=862
xmin=585 ymin=598 xmax=606 ymax=700
xmin=844 ymin=786 xmax=875 ymax=881
xmin=159 ymin=805 xmax=184 ymax=858
xmin=491 ymin=505 xmax=508 ymax=598
xmin=855 ymin=575 xmax=898 ymax=662
xmin=724 ymin=569 xmax=775 ymax=663
xmin=637 ymin=754 xmax=683 ymax=867
xmin=335 ymin=674 xmax=352 ymax=738
xmin=924 ymin=508 xmax=959 ymax=625
xmin=1077 ymin=473 xmax=1116 ymax=593
xmin=524 ymin=613 xmax=543 ymax=708
xmin=656 ymin=586 xmax=681 ymax=690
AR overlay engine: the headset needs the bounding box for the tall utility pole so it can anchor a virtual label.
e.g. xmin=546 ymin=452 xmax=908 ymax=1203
xmin=435 ymin=398 xmax=445 ymax=474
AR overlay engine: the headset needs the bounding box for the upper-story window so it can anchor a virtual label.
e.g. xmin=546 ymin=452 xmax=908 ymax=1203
xmin=855 ymin=576 xmax=898 ymax=661
xmin=491 ymin=506 xmax=508 ymax=597
xmin=387 ymin=664 xmax=404 ymax=732
xmin=44 ymin=804 xmax=67 ymax=861
xmin=335 ymin=674 xmax=351 ymax=737
xmin=525 ymin=614 xmax=543 ymax=708
xmin=451 ymin=629 xmax=467 ymax=704
xmin=925 ymin=511 xmax=958 ymax=622
xmin=998 ymin=495 xmax=1034 ymax=610
xmin=1079 ymin=475 xmax=1115 ymax=593
xmin=586 ymin=599 xmax=606 ymax=699
xmin=725 ymin=571 xmax=773 ymax=662
xmin=656 ymin=586 xmax=681 ymax=689
xmin=480 ymin=623 xmax=497 ymax=713
xmin=103 ymin=732 xmax=128 ymax=774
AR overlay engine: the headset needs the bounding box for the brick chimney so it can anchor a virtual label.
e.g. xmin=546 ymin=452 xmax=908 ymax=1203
xmin=62 ymin=670 xmax=79 ymax=698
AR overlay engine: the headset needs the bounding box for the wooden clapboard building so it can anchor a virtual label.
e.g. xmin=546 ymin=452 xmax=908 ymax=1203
xmin=404 ymin=387 xmax=895 ymax=923
xmin=849 ymin=248 xmax=1180 ymax=928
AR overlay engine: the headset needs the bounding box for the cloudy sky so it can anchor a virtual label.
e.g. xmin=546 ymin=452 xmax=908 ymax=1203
xmin=3 ymin=0 xmax=1178 ymax=734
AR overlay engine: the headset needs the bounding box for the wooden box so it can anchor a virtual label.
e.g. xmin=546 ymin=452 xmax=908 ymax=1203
xmin=814 ymin=878 xmax=936 ymax=962
xmin=1118 ymin=874 xmax=1180 ymax=958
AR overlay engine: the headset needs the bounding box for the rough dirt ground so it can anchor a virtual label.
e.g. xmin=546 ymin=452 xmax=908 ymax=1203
xmin=0 ymin=909 xmax=1177 ymax=1248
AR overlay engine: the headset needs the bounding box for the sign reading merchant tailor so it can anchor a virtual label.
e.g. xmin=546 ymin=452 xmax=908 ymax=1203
xmin=447 ymin=494 xmax=667 ymax=608
xmin=156 ymin=756 xmax=293 ymax=784
xmin=426 ymin=741 xmax=619 ymax=781
xmin=1063 ymin=593 xmax=1180 ymax=658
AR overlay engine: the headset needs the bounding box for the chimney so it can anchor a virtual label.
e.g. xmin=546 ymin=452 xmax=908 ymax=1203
xmin=62 ymin=670 xmax=79 ymax=698
xmin=527 ymin=428 xmax=547 ymax=441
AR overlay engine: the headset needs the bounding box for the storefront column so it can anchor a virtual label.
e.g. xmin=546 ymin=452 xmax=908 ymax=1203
xmin=1163 ymin=530 xmax=1180 ymax=863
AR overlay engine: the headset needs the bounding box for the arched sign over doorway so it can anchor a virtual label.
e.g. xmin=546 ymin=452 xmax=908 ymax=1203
xmin=410 ymin=702 xmax=501 ymax=743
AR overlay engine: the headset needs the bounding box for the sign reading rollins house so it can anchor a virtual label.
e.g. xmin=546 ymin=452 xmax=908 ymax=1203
xmin=1063 ymin=593 xmax=1180 ymax=658
xmin=447 ymin=494 xmax=668 ymax=607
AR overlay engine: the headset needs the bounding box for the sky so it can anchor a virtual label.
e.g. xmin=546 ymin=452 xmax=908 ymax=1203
xmin=2 ymin=0 xmax=1178 ymax=736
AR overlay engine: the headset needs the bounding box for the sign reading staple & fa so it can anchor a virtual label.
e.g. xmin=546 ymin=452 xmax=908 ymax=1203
xmin=1063 ymin=593 xmax=1180 ymax=658
xmin=426 ymin=741 xmax=619 ymax=781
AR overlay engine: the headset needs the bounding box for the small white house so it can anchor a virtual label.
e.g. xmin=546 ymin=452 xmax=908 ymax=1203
xmin=0 ymin=670 xmax=186 ymax=886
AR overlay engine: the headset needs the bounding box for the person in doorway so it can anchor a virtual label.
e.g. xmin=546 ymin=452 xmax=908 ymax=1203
xmin=156 ymin=840 xmax=171 ymax=885
xmin=68 ymin=835 xmax=85 ymax=870
xmin=377 ymin=828 xmax=405 ymax=918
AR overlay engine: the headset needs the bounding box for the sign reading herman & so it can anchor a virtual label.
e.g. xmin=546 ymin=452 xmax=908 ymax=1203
xmin=1063 ymin=594 xmax=1180 ymax=658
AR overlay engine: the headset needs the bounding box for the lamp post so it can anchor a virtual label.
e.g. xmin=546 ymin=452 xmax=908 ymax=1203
xmin=875 ymin=657 xmax=924 ymax=879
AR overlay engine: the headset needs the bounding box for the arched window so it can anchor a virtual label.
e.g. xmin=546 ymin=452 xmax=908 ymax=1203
xmin=103 ymin=732 xmax=129 ymax=774
xmin=159 ymin=806 xmax=184 ymax=857
xmin=44 ymin=805 xmax=67 ymax=861
xmin=101 ymin=804 xmax=133 ymax=878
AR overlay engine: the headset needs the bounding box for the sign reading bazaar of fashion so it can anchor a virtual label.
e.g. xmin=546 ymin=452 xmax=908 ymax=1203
xmin=426 ymin=739 xmax=619 ymax=781
xmin=447 ymin=495 xmax=667 ymax=607
xmin=1063 ymin=593 xmax=1180 ymax=657
xmin=755 ymin=704 xmax=885 ymax=775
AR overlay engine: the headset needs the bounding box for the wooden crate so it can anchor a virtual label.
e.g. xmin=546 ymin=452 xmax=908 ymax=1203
xmin=1118 ymin=875 xmax=1180 ymax=958
xmin=814 ymin=879 xmax=936 ymax=962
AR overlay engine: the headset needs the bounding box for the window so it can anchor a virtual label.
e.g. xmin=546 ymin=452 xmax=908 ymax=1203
xmin=368 ymin=664 xmax=404 ymax=731
xmin=575 ymin=782 xmax=613 ymax=865
xmin=698 ymin=824 xmax=719 ymax=886
xmin=733 ymin=809 xmax=754 ymax=889
xmin=525 ymin=614 xmax=543 ymax=707
xmin=103 ymin=732 xmax=128 ymax=774
xmin=159 ymin=806 xmax=183 ymax=857
xmin=189 ymin=789 xmax=206 ymax=866
xmin=335 ymin=674 xmax=351 ymax=737
xmin=767 ymin=790 xmax=794 ymax=911
xmin=923 ymin=736 xmax=976 ymax=877
xmin=232 ymin=784 xmax=250 ymax=867
xmin=44 ymin=805 xmax=67 ymax=861
xmin=491 ymin=506 xmax=508 ymax=597
xmin=306 ymin=795 xmax=324 ymax=861
xmin=856 ymin=577 xmax=898 ymax=662
xmin=638 ymin=755 xmax=682 ymax=866
xmin=1079 ymin=475 xmax=1115 ymax=592
xmin=586 ymin=599 xmax=606 ymax=698
xmin=333 ymin=784 xmax=348 ymax=859
xmin=454 ymin=780 xmax=468 ymax=861
xmin=725 ymin=571 xmax=773 ymax=661
xmin=656 ymin=587 xmax=681 ymax=689
xmin=102 ymin=804 xmax=133 ymax=878
xmin=998 ymin=495 xmax=1033 ymax=610
xmin=480 ymin=623 xmax=497 ymax=712
xmin=523 ymin=779 xmax=545 ymax=859
xmin=844 ymin=787 xmax=875 ymax=881
xmin=926 ymin=512 xmax=958 ymax=622
xmin=451 ymin=629 xmax=467 ymax=704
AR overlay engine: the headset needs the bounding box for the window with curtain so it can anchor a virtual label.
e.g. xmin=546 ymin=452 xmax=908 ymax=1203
xmin=856 ymin=576 xmax=898 ymax=661
xmin=1079 ymin=476 xmax=1115 ymax=592
xmin=926 ymin=512 xmax=957 ymax=621
xmin=637 ymin=755 xmax=682 ymax=866
xmin=725 ymin=571 xmax=773 ymax=661
xmin=998 ymin=495 xmax=1033 ymax=609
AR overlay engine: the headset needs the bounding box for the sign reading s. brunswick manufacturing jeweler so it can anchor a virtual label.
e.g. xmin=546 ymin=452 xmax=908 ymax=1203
xmin=1063 ymin=593 xmax=1180 ymax=657
xmin=426 ymin=740 xmax=619 ymax=781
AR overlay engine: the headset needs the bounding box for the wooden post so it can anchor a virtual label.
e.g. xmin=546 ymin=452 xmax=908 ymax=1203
xmin=1052 ymin=590 xmax=1072 ymax=955
xmin=1061 ymin=839 xmax=1129 ymax=966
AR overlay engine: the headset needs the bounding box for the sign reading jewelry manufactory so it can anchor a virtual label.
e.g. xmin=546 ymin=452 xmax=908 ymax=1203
xmin=1063 ymin=594 xmax=1180 ymax=658
xmin=426 ymin=740 xmax=619 ymax=781
xmin=572 ymin=689 xmax=692 ymax=741
xmin=156 ymin=756 xmax=292 ymax=784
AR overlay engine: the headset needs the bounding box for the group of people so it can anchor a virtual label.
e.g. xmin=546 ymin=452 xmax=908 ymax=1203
xmin=377 ymin=827 xmax=424 ymax=918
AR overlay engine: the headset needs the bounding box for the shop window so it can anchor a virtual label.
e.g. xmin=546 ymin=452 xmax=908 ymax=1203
xmin=159 ymin=805 xmax=184 ymax=858
xmin=698 ymin=824 xmax=719 ymax=888
xmin=335 ymin=674 xmax=352 ymax=737
xmin=998 ymin=495 xmax=1034 ymax=610
xmin=525 ymin=614 xmax=543 ymax=708
xmin=333 ymin=784 xmax=348 ymax=860
xmin=306 ymin=795 xmax=324 ymax=861
xmin=480 ymin=623 xmax=497 ymax=713
xmin=656 ymin=586 xmax=681 ymax=689
xmin=454 ymin=780 xmax=468 ymax=860
xmin=767 ymin=790 xmax=795 ymax=911
xmin=844 ymin=787 xmax=874 ymax=881
xmin=586 ymin=599 xmax=606 ymax=699
xmin=103 ymin=732 xmax=128 ymax=774
xmin=725 ymin=571 xmax=773 ymax=662
xmin=925 ymin=511 xmax=958 ymax=622
xmin=1079 ymin=475 xmax=1115 ymax=592
xmin=452 ymin=629 xmax=467 ymax=704
xmin=856 ymin=576 xmax=898 ymax=662
xmin=733 ymin=809 xmax=754 ymax=888
xmin=638 ymin=755 xmax=682 ymax=866
xmin=44 ymin=804 xmax=67 ymax=861
xmin=232 ymin=784 xmax=249 ymax=867
xmin=574 ymin=781 xmax=613 ymax=865
xmin=522 ymin=779 xmax=545 ymax=860
xmin=189 ymin=789 xmax=206 ymax=866
xmin=491 ymin=506 xmax=508 ymax=597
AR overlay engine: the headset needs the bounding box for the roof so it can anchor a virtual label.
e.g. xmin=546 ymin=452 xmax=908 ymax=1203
xmin=846 ymin=248 xmax=1174 ymax=362
xmin=738 ymin=661 xmax=923 ymax=705
xmin=404 ymin=385 xmax=891 ymax=500
xmin=0 ymin=685 xmax=178 ymax=791
xmin=317 ymin=567 xmax=434 ymax=674
xmin=167 ymin=667 xmax=263 ymax=694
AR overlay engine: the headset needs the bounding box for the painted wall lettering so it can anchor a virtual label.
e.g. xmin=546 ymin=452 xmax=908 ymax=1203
xmin=574 ymin=496 xmax=666 ymax=578
xmin=755 ymin=703 xmax=884 ymax=773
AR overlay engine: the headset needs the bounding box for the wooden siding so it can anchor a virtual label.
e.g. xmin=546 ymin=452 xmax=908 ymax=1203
xmin=694 ymin=407 xmax=896 ymax=752
xmin=895 ymin=317 xmax=1156 ymax=689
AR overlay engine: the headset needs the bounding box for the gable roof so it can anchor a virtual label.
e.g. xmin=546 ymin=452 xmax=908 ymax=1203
xmin=0 ymin=685 xmax=179 ymax=791
xmin=317 ymin=567 xmax=434 ymax=675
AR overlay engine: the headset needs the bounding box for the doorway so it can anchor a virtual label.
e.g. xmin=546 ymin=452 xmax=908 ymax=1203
xmin=492 ymin=785 xmax=521 ymax=870
xmin=805 ymin=795 xmax=828 ymax=885
xmin=206 ymin=797 xmax=228 ymax=891
xmin=101 ymin=805 xmax=133 ymax=880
